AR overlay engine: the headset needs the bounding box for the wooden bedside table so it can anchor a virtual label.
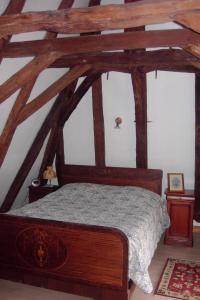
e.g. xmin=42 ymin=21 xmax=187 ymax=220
xmin=164 ymin=189 xmax=194 ymax=247
xmin=28 ymin=185 xmax=59 ymax=203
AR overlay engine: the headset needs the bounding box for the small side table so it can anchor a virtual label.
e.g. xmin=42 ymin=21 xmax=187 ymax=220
xmin=29 ymin=185 xmax=59 ymax=203
xmin=164 ymin=189 xmax=194 ymax=247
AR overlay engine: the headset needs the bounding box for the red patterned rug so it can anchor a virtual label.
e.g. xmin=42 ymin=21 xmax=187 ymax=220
xmin=155 ymin=258 xmax=200 ymax=300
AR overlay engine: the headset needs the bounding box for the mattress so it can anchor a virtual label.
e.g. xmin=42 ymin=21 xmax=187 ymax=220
xmin=9 ymin=183 xmax=170 ymax=293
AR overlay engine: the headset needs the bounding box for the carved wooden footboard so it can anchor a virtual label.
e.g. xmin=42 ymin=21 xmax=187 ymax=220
xmin=0 ymin=213 xmax=131 ymax=300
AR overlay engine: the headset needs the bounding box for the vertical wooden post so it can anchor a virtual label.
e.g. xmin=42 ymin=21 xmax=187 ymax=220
xmin=195 ymin=73 xmax=200 ymax=222
xmin=124 ymin=0 xmax=147 ymax=168
xmin=92 ymin=76 xmax=105 ymax=167
xmin=131 ymin=69 xmax=148 ymax=168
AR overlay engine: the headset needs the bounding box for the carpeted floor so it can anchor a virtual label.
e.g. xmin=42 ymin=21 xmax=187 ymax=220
xmin=0 ymin=233 xmax=199 ymax=300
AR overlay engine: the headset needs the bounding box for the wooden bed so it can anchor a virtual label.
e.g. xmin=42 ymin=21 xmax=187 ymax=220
xmin=0 ymin=166 xmax=162 ymax=300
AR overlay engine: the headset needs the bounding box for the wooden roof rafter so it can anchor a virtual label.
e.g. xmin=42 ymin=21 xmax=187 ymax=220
xmin=0 ymin=0 xmax=199 ymax=36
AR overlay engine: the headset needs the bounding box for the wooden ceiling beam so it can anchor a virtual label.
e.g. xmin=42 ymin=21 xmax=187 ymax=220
xmin=17 ymin=64 xmax=91 ymax=124
xmin=51 ymin=49 xmax=198 ymax=70
xmin=0 ymin=0 xmax=199 ymax=36
xmin=2 ymin=29 xmax=199 ymax=59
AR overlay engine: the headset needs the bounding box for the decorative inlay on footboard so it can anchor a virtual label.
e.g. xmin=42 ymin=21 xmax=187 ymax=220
xmin=16 ymin=227 xmax=67 ymax=269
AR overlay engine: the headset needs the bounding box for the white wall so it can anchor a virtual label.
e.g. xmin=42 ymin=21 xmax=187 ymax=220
xmin=0 ymin=1 xmax=196 ymax=216
xmin=64 ymin=71 xmax=195 ymax=194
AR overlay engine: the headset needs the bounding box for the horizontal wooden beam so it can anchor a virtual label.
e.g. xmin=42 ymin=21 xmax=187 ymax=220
xmin=50 ymin=49 xmax=199 ymax=68
xmin=2 ymin=29 xmax=200 ymax=59
xmin=144 ymin=65 xmax=199 ymax=73
xmin=0 ymin=0 xmax=199 ymax=36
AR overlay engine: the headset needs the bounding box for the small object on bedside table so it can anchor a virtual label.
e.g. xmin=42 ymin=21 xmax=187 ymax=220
xmin=164 ymin=189 xmax=194 ymax=247
xmin=31 ymin=178 xmax=41 ymax=187
xmin=29 ymin=185 xmax=59 ymax=203
xmin=43 ymin=166 xmax=57 ymax=186
xmin=167 ymin=173 xmax=184 ymax=193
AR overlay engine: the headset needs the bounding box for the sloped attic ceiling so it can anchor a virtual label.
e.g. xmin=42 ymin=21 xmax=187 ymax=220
xmin=0 ymin=0 xmax=200 ymax=214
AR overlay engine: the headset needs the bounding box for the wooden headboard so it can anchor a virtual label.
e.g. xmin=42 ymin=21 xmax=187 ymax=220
xmin=59 ymin=165 xmax=163 ymax=195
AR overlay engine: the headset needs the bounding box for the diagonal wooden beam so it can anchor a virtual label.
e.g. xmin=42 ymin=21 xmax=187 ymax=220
xmin=17 ymin=64 xmax=91 ymax=124
xmin=0 ymin=52 xmax=63 ymax=105
xmin=190 ymin=61 xmax=200 ymax=71
xmin=175 ymin=11 xmax=200 ymax=33
xmin=185 ymin=45 xmax=200 ymax=59
xmin=38 ymin=80 xmax=77 ymax=178
xmin=0 ymin=87 xmax=74 ymax=212
xmin=0 ymin=80 xmax=37 ymax=167
xmin=0 ymin=0 xmax=199 ymax=35
xmin=59 ymin=73 xmax=101 ymax=127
